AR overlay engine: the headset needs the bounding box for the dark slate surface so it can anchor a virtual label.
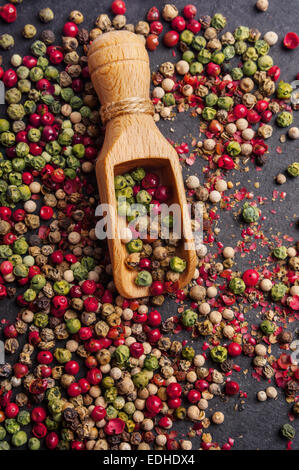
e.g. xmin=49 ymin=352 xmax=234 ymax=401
xmin=0 ymin=0 xmax=299 ymax=450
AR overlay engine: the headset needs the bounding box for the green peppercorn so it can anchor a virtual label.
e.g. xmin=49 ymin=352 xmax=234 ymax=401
xmin=212 ymin=51 xmax=225 ymax=64
xmin=255 ymin=39 xmax=269 ymax=56
xmin=163 ymin=93 xmax=175 ymax=106
xmin=277 ymin=81 xmax=293 ymax=100
xmin=23 ymin=24 xmax=37 ymax=39
xmin=39 ymin=8 xmax=54 ymax=23
xmin=190 ymin=62 xmax=203 ymax=75
xmin=11 ymin=430 xmax=27 ymax=447
xmin=114 ymin=345 xmax=130 ymax=364
xmin=5 ymin=419 xmax=20 ymax=435
xmin=211 ymin=13 xmax=227 ymax=30
xmin=181 ymin=309 xmax=198 ymax=327
xmin=31 ymin=274 xmax=46 ymax=291
xmin=257 ymin=55 xmax=273 ymax=71
xmin=132 ymin=371 xmax=149 ymax=389
xmin=202 ymin=107 xmax=217 ymax=121
xmin=287 ymin=162 xmax=299 ymax=177
xmin=182 ymin=50 xmax=195 ymax=64
xmin=227 ymin=140 xmax=241 ymax=156
xmin=273 ymin=246 xmax=288 ymax=260
xmin=242 ymin=203 xmax=260 ymax=223
xmin=31 ymin=40 xmax=47 ymax=57
xmin=170 ymin=256 xmax=186 ymax=273
xmin=66 ymin=318 xmax=81 ymax=334
xmin=205 ymin=93 xmax=218 ymax=107
xmin=0 ymin=427 xmax=7 ymax=441
xmin=180 ymin=30 xmax=194 ymax=45
xmin=54 ymin=348 xmax=72 ymax=364
xmin=192 ymin=35 xmax=206 ymax=50
xmin=234 ymin=26 xmax=250 ymax=41
xmin=229 ymin=277 xmax=246 ymax=294
xmin=0 ymin=34 xmax=15 ymax=50
xmin=197 ymin=49 xmax=212 ymax=64
xmin=17 ymin=410 xmax=30 ymax=426
xmin=243 ymin=60 xmax=257 ymax=76
xmin=223 ymin=45 xmax=235 ymax=60
xmin=0 ymin=119 xmax=10 ymax=133
xmin=28 ymin=437 xmax=40 ymax=450
xmin=135 ymin=270 xmax=153 ymax=287
xmin=182 ymin=346 xmax=195 ymax=361
xmin=0 ymin=441 xmax=10 ymax=450
xmin=127 ymin=239 xmax=143 ymax=253
xmin=53 ymin=280 xmax=70 ymax=295
xmin=218 ymin=96 xmax=233 ymax=111
xmin=210 ymin=345 xmax=228 ymax=363
xmin=144 ymin=354 xmax=159 ymax=370
xmin=260 ymin=319 xmax=275 ymax=335
xmin=271 ymin=283 xmax=287 ymax=301
xmin=276 ymin=111 xmax=293 ymax=128
xmin=281 ymin=423 xmax=296 ymax=440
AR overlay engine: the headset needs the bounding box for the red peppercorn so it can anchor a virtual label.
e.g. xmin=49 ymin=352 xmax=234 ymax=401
xmin=158 ymin=416 xmax=173 ymax=429
xmin=206 ymin=62 xmax=221 ymax=77
xmin=3 ymin=324 xmax=17 ymax=338
xmin=65 ymin=360 xmax=80 ymax=375
xmin=150 ymin=21 xmax=163 ymax=35
xmin=0 ymin=285 xmax=7 ymax=299
xmin=111 ymin=0 xmax=126 ymax=14
xmin=225 ymin=381 xmax=240 ymax=395
xmin=32 ymin=423 xmax=47 ymax=439
xmin=67 ymin=382 xmax=82 ymax=397
xmin=147 ymin=328 xmax=161 ymax=343
xmin=183 ymin=4 xmax=197 ymax=19
xmin=3 ymin=69 xmax=18 ymax=88
xmin=13 ymin=363 xmax=28 ymax=378
xmin=150 ymin=281 xmax=164 ymax=296
xmin=84 ymin=297 xmax=99 ymax=312
xmin=168 ymin=397 xmax=182 ymax=409
xmin=51 ymin=250 xmax=64 ymax=264
xmin=195 ymin=379 xmax=209 ymax=391
xmin=147 ymin=310 xmax=161 ymax=326
xmin=283 ymin=32 xmax=299 ymax=49
xmin=187 ymin=389 xmax=201 ymax=403
xmin=49 ymin=49 xmax=64 ymax=64
xmin=255 ymin=100 xmax=268 ymax=113
xmin=5 ymin=403 xmax=19 ymax=418
xmin=0 ymin=3 xmax=17 ymax=23
xmin=166 ymin=382 xmax=182 ymax=398
xmin=146 ymin=395 xmax=162 ymax=415
xmin=86 ymin=368 xmax=102 ymax=385
xmin=146 ymin=34 xmax=159 ymax=51
xmin=45 ymin=432 xmax=59 ymax=450
xmin=78 ymin=378 xmax=90 ymax=394
xmin=91 ymin=406 xmax=107 ymax=422
xmin=40 ymin=206 xmax=54 ymax=220
xmin=37 ymin=350 xmax=53 ymax=365
xmin=227 ymin=342 xmax=242 ymax=357
xmin=163 ymin=30 xmax=179 ymax=48
xmin=234 ymin=104 xmax=248 ymax=118
xmin=0 ymin=261 xmax=13 ymax=275
xmin=247 ymin=109 xmax=261 ymax=124
xmin=63 ymin=22 xmax=78 ymax=37
xmin=261 ymin=109 xmax=273 ymax=123
xmin=187 ymin=19 xmax=201 ymax=34
xmin=0 ymin=67 xmax=3 ymax=80
xmin=130 ymin=342 xmax=144 ymax=358
xmin=242 ymin=269 xmax=259 ymax=286
xmin=147 ymin=6 xmax=160 ymax=22
xmin=267 ymin=65 xmax=280 ymax=81
xmin=40 ymin=366 xmax=52 ymax=378
xmin=171 ymin=15 xmax=186 ymax=32
xmin=104 ymin=418 xmax=125 ymax=435
xmin=31 ymin=407 xmax=46 ymax=423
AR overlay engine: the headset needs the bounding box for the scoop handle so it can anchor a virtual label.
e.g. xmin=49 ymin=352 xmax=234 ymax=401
xmin=88 ymin=31 xmax=151 ymax=107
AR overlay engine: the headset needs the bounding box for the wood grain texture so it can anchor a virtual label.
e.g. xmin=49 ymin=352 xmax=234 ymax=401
xmin=88 ymin=31 xmax=197 ymax=298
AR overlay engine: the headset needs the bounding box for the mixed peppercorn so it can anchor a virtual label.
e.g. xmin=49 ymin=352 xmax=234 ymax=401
xmin=115 ymin=168 xmax=187 ymax=290
xmin=0 ymin=0 xmax=298 ymax=451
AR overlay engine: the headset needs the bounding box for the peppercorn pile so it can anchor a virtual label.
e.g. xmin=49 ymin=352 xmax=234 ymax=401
xmin=115 ymin=168 xmax=187 ymax=290
xmin=0 ymin=0 xmax=298 ymax=451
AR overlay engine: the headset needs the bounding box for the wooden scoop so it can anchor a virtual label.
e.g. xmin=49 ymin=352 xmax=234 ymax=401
xmin=88 ymin=30 xmax=197 ymax=299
